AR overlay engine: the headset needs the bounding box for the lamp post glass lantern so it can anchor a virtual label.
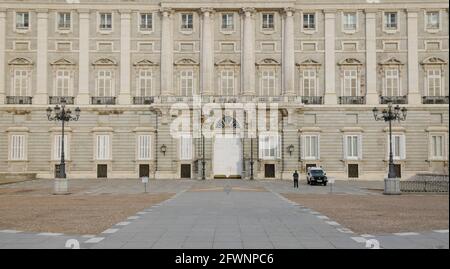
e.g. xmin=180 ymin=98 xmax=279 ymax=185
xmin=372 ymin=102 xmax=407 ymax=179
xmin=47 ymin=98 xmax=81 ymax=179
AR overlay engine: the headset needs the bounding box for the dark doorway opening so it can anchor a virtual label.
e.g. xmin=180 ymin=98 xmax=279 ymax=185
xmin=264 ymin=164 xmax=275 ymax=178
xmin=55 ymin=164 xmax=61 ymax=178
xmin=348 ymin=164 xmax=359 ymax=178
xmin=394 ymin=164 xmax=402 ymax=178
xmin=181 ymin=164 xmax=191 ymax=179
xmin=97 ymin=164 xmax=108 ymax=178
xmin=139 ymin=164 xmax=150 ymax=178
xmin=305 ymin=163 xmax=316 ymax=172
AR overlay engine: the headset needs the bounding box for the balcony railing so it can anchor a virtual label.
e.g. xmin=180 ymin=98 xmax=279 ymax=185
xmin=6 ymin=96 xmax=32 ymax=105
xmin=49 ymin=96 xmax=74 ymax=105
xmin=338 ymin=96 xmax=366 ymax=105
xmin=301 ymin=96 xmax=323 ymax=105
xmin=422 ymin=96 xmax=449 ymax=104
xmin=380 ymin=96 xmax=408 ymax=104
xmin=91 ymin=97 xmax=116 ymax=105
xmin=133 ymin=96 xmax=154 ymax=105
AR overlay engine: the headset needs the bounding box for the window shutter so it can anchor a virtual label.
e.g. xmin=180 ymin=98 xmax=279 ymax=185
xmin=401 ymin=134 xmax=406 ymax=160
xmin=343 ymin=135 xmax=347 ymax=159
xmin=258 ymin=135 xmax=263 ymax=159
xmin=277 ymin=134 xmax=282 ymax=159
xmin=301 ymin=135 xmax=305 ymax=159
xmin=358 ymin=134 xmax=363 ymax=160
xmin=317 ymin=135 xmax=320 ymax=160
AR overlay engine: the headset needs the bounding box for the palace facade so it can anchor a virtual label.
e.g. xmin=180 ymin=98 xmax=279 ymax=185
xmin=0 ymin=0 xmax=448 ymax=180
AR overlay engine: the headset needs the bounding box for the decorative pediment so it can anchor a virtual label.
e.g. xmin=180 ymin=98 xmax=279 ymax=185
xmin=215 ymin=59 xmax=239 ymax=66
xmin=215 ymin=116 xmax=240 ymax=129
xmin=8 ymin=57 xmax=33 ymax=65
xmin=379 ymin=57 xmax=403 ymax=66
xmin=338 ymin=58 xmax=362 ymax=65
xmin=50 ymin=58 xmax=75 ymax=66
xmin=296 ymin=59 xmax=321 ymax=67
xmin=133 ymin=59 xmax=159 ymax=67
xmin=256 ymin=58 xmax=280 ymax=66
xmin=421 ymin=56 xmax=447 ymax=65
xmin=92 ymin=58 xmax=117 ymax=66
xmin=174 ymin=58 xmax=199 ymax=66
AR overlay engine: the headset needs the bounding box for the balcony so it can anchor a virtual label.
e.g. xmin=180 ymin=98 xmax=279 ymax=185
xmin=338 ymin=96 xmax=366 ymax=105
xmin=380 ymin=96 xmax=408 ymax=104
xmin=213 ymin=96 xmax=238 ymax=103
xmin=91 ymin=97 xmax=116 ymax=105
xmin=6 ymin=96 xmax=32 ymax=105
xmin=49 ymin=96 xmax=74 ymax=105
xmin=422 ymin=96 xmax=449 ymax=104
xmin=133 ymin=96 xmax=154 ymax=105
xmin=301 ymin=96 xmax=323 ymax=105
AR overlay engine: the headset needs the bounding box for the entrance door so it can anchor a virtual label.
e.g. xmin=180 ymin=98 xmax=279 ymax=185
xmin=265 ymin=164 xmax=275 ymax=178
xmin=394 ymin=164 xmax=401 ymax=178
xmin=97 ymin=164 xmax=107 ymax=178
xmin=305 ymin=163 xmax=316 ymax=172
xmin=139 ymin=164 xmax=150 ymax=178
xmin=213 ymin=137 xmax=242 ymax=178
xmin=55 ymin=164 xmax=61 ymax=178
xmin=181 ymin=164 xmax=191 ymax=179
xmin=348 ymin=164 xmax=358 ymax=178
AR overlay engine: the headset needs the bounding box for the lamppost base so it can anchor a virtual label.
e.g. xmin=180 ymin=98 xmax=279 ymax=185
xmin=53 ymin=178 xmax=69 ymax=195
xmin=383 ymin=177 xmax=401 ymax=195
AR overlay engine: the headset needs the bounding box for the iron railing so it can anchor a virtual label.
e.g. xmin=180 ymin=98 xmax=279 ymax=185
xmin=380 ymin=96 xmax=408 ymax=104
xmin=400 ymin=173 xmax=449 ymax=193
xmin=338 ymin=96 xmax=366 ymax=105
xmin=6 ymin=96 xmax=32 ymax=104
xmin=301 ymin=96 xmax=323 ymax=105
xmin=133 ymin=96 xmax=154 ymax=105
xmin=91 ymin=97 xmax=116 ymax=105
xmin=422 ymin=96 xmax=449 ymax=104
xmin=49 ymin=96 xmax=74 ymax=105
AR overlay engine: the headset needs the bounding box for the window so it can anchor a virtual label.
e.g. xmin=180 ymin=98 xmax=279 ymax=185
xmin=137 ymin=70 xmax=153 ymax=96
xmin=16 ymin=12 xmax=29 ymax=29
xmin=430 ymin=135 xmax=444 ymax=159
xmin=344 ymin=135 xmax=361 ymax=160
xmin=262 ymin=13 xmax=274 ymax=30
xmin=385 ymin=12 xmax=397 ymax=30
xmin=303 ymin=13 xmax=316 ymax=30
xmin=180 ymin=70 xmax=194 ymax=96
xmin=181 ymin=13 xmax=193 ymax=30
xmin=343 ymin=69 xmax=358 ymax=96
xmin=137 ymin=135 xmax=152 ymax=160
xmin=426 ymin=11 xmax=440 ymax=30
xmin=54 ymin=135 xmax=68 ymax=160
xmin=221 ymin=70 xmax=234 ymax=96
xmin=140 ymin=13 xmax=153 ymax=31
xmin=303 ymin=135 xmax=319 ymax=160
xmin=58 ymin=12 xmax=71 ymax=29
xmin=179 ymin=135 xmax=193 ymax=160
xmin=302 ymin=69 xmax=316 ymax=96
xmin=99 ymin=13 xmax=112 ymax=30
xmin=427 ymin=69 xmax=442 ymax=96
xmin=385 ymin=69 xmax=400 ymax=96
xmin=13 ymin=70 xmax=29 ymax=96
xmin=96 ymin=135 xmax=110 ymax=160
xmin=55 ymin=70 xmax=71 ymax=96
xmin=261 ymin=70 xmax=276 ymax=96
xmin=221 ymin=13 xmax=234 ymax=31
xmin=97 ymin=70 xmax=113 ymax=96
xmin=10 ymin=135 xmax=25 ymax=160
xmin=390 ymin=134 xmax=406 ymax=160
xmin=343 ymin=12 xmax=356 ymax=31
xmin=259 ymin=134 xmax=281 ymax=159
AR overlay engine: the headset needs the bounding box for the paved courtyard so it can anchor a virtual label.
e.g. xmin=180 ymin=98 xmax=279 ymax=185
xmin=0 ymin=179 xmax=448 ymax=249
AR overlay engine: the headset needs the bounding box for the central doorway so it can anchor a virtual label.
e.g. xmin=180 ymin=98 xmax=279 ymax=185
xmin=213 ymin=136 xmax=242 ymax=178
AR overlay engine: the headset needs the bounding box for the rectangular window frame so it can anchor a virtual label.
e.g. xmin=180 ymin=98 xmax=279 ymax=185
xmin=96 ymin=70 xmax=114 ymax=97
xmin=429 ymin=133 xmax=447 ymax=160
xmin=302 ymin=134 xmax=320 ymax=160
xmin=15 ymin=11 xmax=30 ymax=31
xmin=342 ymin=12 xmax=358 ymax=33
xmin=137 ymin=134 xmax=152 ymax=161
xmin=344 ymin=134 xmax=362 ymax=160
xmin=9 ymin=134 xmax=27 ymax=161
xmin=180 ymin=70 xmax=195 ymax=96
xmin=137 ymin=69 xmax=153 ymax=97
xmin=180 ymin=13 xmax=194 ymax=32
xmin=96 ymin=134 xmax=111 ymax=161
xmin=139 ymin=12 xmax=153 ymax=32
xmin=57 ymin=11 xmax=72 ymax=32
xmin=221 ymin=13 xmax=234 ymax=32
xmin=261 ymin=13 xmax=275 ymax=31
xmin=98 ymin=12 xmax=113 ymax=32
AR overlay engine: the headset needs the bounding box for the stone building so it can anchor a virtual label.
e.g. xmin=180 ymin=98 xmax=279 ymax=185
xmin=0 ymin=0 xmax=448 ymax=180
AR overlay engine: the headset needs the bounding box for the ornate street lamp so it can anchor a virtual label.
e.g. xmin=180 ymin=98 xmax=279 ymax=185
xmin=47 ymin=98 xmax=80 ymax=194
xmin=372 ymin=102 xmax=407 ymax=194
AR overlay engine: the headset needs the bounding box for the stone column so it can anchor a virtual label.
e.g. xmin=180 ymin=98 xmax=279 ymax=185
xmin=324 ymin=10 xmax=337 ymax=105
xmin=365 ymin=9 xmax=378 ymax=105
xmin=160 ymin=8 xmax=174 ymax=96
xmin=407 ymin=9 xmax=421 ymax=104
xmin=283 ymin=8 xmax=296 ymax=96
xmin=76 ymin=9 xmax=90 ymax=105
xmin=0 ymin=9 xmax=6 ymax=104
xmin=119 ymin=10 xmax=131 ymax=104
xmin=241 ymin=8 xmax=256 ymax=96
xmin=34 ymin=9 xmax=48 ymax=104
xmin=200 ymin=8 xmax=215 ymax=96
